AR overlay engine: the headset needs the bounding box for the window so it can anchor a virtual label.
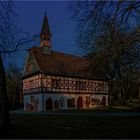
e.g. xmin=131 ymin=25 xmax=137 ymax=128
xmin=30 ymin=96 xmax=34 ymax=103
xmin=76 ymin=81 xmax=86 ymax=90
xmin=91 ymin=98 xmax=101 ymax=105
xmin=67 ymin=98 xmax=75 ymax=108
xmin=98 ymin=83 xmax=105 ymax=90
xmin=59 ymin=97 xmax=64 ymax=108
xmin=44 ymin=36 xmax=49 ymax=40
xmin=52 ymin=79 xmax=60 ymax=89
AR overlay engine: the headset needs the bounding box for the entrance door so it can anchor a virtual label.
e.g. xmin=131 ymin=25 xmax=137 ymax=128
xmin=102 ymin=96 xmax=106 ymax=105
xmin=77 ymin=96 xmax=83 ymax=108
xmin=46 ymin=98 xmax=53 ymax=110
xmin=86 ymin=97 xmax=90 ymax=108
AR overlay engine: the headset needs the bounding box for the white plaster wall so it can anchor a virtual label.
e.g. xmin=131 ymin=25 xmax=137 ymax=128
xmin=43 ymin=93 xmax=108 ymax=111
xmin=43 ymin=94 xmax=68 ymax=110
xmin=24 ymin=93 xmax=108 ymax=112
xmin=90 ymin=94 xmax=108 ymax=107
xmin=24 ymin=94 xmax=43 ymax=112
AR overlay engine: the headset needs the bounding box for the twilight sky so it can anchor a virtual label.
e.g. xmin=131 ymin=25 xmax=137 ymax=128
xmin=14 ymin=1 xmax=82 ymax=55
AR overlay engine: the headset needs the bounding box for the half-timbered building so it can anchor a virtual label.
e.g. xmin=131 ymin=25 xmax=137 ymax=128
xmin=22 ymin=14 xmax=109 ymax=112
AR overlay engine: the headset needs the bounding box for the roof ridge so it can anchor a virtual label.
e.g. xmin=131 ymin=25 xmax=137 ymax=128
xmin=30 ymin=46 xmax=87 ymax=59
xmin=51 ymin=50 xmax=87 ymax=59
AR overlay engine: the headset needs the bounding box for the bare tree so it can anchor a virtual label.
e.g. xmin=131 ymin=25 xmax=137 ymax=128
xmin=70 ymin=1 xmax=140 ymax=106
xmin=0 ymin=1 xmax=35 ymax=128
xmin=70 ymin=1 xmax=140 ymax=51
xmin=94 ymin=23 xmax=140 ymax=104
xmin=6 ymin=64 xmax=22 ymax=109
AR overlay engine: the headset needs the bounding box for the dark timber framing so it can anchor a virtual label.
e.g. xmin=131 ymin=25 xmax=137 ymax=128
xmin=23 ymin=74 xmax=108 ymax=95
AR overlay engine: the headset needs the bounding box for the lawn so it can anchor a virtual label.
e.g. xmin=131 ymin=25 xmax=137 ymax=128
xmin=0 ymin=112 xmax=140 ymax=139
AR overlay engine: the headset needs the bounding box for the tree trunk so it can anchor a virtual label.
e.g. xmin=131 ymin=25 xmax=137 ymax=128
xmin=121 ymin=81 xmax=127 ymax=105
xmin=0 ymin=53 xmax=10 ymax=128
xmin=139 ymin=86 xmax=140 ymax=100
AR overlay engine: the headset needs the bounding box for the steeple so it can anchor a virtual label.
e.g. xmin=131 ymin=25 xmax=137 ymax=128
xmin=40 ymin=12 xmax=52 ymax=48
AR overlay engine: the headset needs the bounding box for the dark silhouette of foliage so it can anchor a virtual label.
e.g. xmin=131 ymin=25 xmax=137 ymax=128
xmin=70 ymin=0 xmax=140 ymax=105
xmin=0 ymin=1 xmax=35 ymax=128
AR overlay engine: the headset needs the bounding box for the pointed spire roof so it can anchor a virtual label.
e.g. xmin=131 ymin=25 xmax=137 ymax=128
xmin=40 ymin=12 xmax=51 ymax=36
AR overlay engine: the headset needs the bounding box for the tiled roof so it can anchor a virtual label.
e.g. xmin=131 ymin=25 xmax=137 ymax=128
xmin=29 ymin=46 xmax=94 ymax=79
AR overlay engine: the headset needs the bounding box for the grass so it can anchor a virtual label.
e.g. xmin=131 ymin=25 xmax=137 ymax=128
xmin=0 ymin=112 xmax=140 ymax=139
xmin=53 ymin=105 xmax=140 ymax=113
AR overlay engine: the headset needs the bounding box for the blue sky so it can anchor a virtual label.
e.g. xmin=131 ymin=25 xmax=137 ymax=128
xmin=14 ymin=1 xmax=82 ymax=55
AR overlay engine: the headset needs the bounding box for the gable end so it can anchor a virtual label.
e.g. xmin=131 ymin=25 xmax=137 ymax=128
xmin=22 ymin=51 xmax=40 ymax=77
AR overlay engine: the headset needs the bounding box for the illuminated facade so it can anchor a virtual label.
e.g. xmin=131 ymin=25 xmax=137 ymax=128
xmin=22 ymin=14 xmax=109 ymax=112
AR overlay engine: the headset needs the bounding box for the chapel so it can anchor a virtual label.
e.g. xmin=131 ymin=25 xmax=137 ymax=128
xmin=22 ymin=13 xmax=109 ymax=112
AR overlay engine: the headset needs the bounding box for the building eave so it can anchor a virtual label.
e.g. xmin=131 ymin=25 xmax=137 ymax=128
xmin=22 ymin=70 xmax=108 ymax=82
xmin=22 ymin=71 xmax=41 ymax=80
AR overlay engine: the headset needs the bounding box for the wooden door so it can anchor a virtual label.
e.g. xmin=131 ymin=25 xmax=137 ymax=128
xmin=102 ymin=96 xmax=106 ymax=105
xmin=77 ymin=96 xmax=83 ymax=108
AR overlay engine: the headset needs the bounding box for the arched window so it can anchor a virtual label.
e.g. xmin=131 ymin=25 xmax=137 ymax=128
xmin=59 ymin=97 xmax=64 ymax=108
xmin=67 ymin=98 xmax=75 ymax=108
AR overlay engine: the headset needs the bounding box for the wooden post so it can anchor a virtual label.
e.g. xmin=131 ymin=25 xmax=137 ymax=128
xmin=138 ymin=84 xmax=140 ymax=100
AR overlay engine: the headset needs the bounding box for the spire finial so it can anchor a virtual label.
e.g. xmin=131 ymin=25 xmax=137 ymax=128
xmin=40 ymin=11 xmax=51 ymax=36
xmin=40 ymin=11 xmax=52 ymax=48
xmin=44 ymin=11 xmax=47 ymax=16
